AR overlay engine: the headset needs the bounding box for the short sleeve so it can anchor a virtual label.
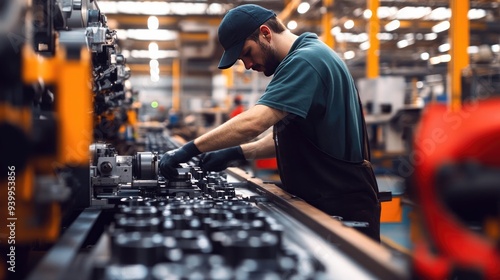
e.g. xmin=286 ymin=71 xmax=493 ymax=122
xmin=256 ymin=57 xmax=323 ymax=118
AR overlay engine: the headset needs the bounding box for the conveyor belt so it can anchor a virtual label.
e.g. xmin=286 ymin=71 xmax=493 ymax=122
xmin=26 ymin=166 xmax=409 ymax=280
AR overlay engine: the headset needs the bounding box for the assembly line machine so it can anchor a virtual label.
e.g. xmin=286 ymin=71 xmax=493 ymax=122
xmin=3 ymin=0 xmax=499 ymax=279
xmin=22 ymin=132 xmax=409 ymax=280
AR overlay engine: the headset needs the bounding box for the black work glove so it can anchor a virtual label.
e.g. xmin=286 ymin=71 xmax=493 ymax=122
xmin=200 ymin=146 xmax=245 ymax=172
xmin=159 ymin=141 xmax=200 ymax=179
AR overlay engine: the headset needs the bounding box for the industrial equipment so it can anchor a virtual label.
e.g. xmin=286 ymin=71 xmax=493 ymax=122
xmin=1 ymin=1 xmax=411 ymax=279
xmin=412 ymin=99 xmax=500 ymax=280
xmin=22 ymin=132 xmax=408 ymax=280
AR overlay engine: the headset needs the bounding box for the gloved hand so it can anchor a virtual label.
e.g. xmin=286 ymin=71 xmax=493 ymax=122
xmin=200 ymin=146 xmax=245 ymax=172
xmin=159 ymin=141 xmax=200 ymax=179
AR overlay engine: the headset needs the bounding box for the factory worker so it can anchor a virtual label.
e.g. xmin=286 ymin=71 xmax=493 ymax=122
xmin=159 ymin=4 xmax=381 ymax=241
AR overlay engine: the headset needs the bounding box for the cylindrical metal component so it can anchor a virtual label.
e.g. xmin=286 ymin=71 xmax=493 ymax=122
xmin=133 ymin=152 xmax=158 ymax=180
xmin=114 ymin=232 xmax=165 ymax=266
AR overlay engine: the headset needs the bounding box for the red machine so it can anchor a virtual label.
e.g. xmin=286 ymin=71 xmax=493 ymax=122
xmin=412 ymin=98 xmax=500 ymax=279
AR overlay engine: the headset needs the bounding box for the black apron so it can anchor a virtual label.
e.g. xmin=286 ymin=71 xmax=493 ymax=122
xmin=273 ymin=116 xmax=381 ymax=241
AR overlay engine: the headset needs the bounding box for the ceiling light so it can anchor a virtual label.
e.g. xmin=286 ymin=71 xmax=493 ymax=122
xmin=287 ymin=20 xmax=298 ymax=30
xmin=150 ymin=67 xmax=160 ymax=76
xmin=206 ymin=3 xmax=224 ymax=15
xmin=420 ymin=52 xmax=429 ymax=60
xmin=359 ymin=41 xmax=370 ymax=51
xmin=397 ymin=39 xmax=409 ymax=49
xmin=97 ymin=1 xmax=214 ymax=15
xmin=438 ymin=43 xmax=450 ymax=52
xmin=149 ymin=42 xmax=159 ymax=59
xmin=148 ymin=16 xmax=159 ymax=30
xmin=424 ymin=33 xmax=438 ymax=41
xmin=428 ymin=7 xmax=451 ymax=21
xmin=377 ymin=33 xmax=394 ymax=40
xmin=429 ymin=56 xmax=441 ymax=65
xmin=330 ymin=26 xmax=341 ymax=36
xmin=150 ymin=59 xmax=159 ymax=68
xmin=353 ymin=8 xmax=363 ymax=17
xmin=116 ymin=29 xmax=178 ymax=41
xmin=492 ymin=44 xmax=500 ymax=53
xmin=377 ymin=7 xmax=397 ymax=19
xmin=429 ymin=54 xmax=451 ymax=65
xmin=467 ymin=46 xmax=479 ymax=54
xmin=363 ymin=9 xmax=372 ymax=19
xmin=344 ymin=20 xmax=354 ymax=30
xmin=151 ymin=74 xmax=160 ymax=82
xmin=432 ymin=21 xmax=450 ymax=33
xmin=384 ymin=20 xmax=400 ymax=32
xmin=297 ymin=2 xmax=310 ymax=14
xmin=440 ymin=54 xmax=451 ymax=62
xmin=397 ymin=7 xmax=431 ymax=20
xmin=149 ymin=42 xmax=159 ymax=52
xmin=343 ymin=51 xmax=355 ymax=60
xmin=131 ymin=50 xmax=179 ymax=59
xmin=468 ymin=9 xmax=487 ymax=20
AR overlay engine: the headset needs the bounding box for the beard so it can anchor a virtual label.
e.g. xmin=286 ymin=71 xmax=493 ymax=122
xmin=258 ymin=40 xmax=280 ymax=77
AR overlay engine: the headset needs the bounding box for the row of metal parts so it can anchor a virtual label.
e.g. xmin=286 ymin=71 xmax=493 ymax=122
xmin=92 ymin=196 xmax=328 ymax=280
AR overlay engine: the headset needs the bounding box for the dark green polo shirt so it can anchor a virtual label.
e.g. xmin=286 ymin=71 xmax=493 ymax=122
xmin=256 ymin=32 xmax=363 ymax=162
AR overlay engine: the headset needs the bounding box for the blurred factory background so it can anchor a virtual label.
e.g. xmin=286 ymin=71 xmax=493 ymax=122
xmin=1 ymin=0 xmax=499 ymax=279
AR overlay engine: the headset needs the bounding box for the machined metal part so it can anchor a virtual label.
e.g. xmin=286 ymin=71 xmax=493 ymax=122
xmin=134 ymin=151 xmax=158 ymax=180
xmin=225 ymin=167 xmax=409 ymax=280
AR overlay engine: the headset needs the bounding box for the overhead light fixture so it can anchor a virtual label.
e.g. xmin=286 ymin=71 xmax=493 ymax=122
xmin=287 ymin=20 xmax=298 ymax=30
xmin=492 ymin=44 xmax=500 ymax=53
xmin=420 ymin=52 xmax=430 ymax=60
xmin=397 ymin=39 xmax=410 ymax=49
xmin=343 ymin=51 xmax=355 ymax=60
xmin=150 ymin=67 xmax=160 ymax=76
xmin=148 ymin=16 xmax=159 ymax=30
xmin=149 ymin=42 xmax=159 ymax=59
xmin=363 ymin=9 xmax=372 ymax=19
xmin=150 ymin=59 xmax=159 ymax=68
xmin=377 ymin=6 xmax=398 ymax=19
xmin=438 ymin=43 xmax=450 ymax=52
xmin=424 ymin=33 xmax=438 ymax=41
xmin=429 ymin=54 xmax=451 ymax=65
xmin=330 ymin=26 xmax=341 ymax=36
xmin=384 ymin=20 xmax=400 ymax=32
xmin=130 ymin=50 xmax=179 ymax=59
xmin=440 ymin=54 xmax=451 ymax=62
xmin=432 ymin=21 xmax=450 ymax=33
xmin=359 ymin=41 xmax=370 ymax=51
xmin=396 ymin=7 xmax=432 ymax=20
xmin=151 ymin=75 xmax=160 ymax=82
xmin=116 ymin=29 xmax=178 ymax=41
xmin=428 ymin=7 xmax=451 ymax=21
xmin=429 ymin=56 xmax=441 ymax=65
xmin=467 ymin=46 xmax=479 ymax=54
xmin=377 ymin=33 xmax=394 ymax=41
xmin=468 ymin=9 xmax=487 ymax=20
xmin=297 ymin=2 xmax=310 ymax=14
xmin=344 ymin=20 xmax=354 ymax=30
xmin=98 ymin=1 xmax=215 ymax=15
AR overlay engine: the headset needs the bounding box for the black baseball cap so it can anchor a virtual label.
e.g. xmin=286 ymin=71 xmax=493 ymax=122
xmin=217 ymin=4 xmax=276 ymax=69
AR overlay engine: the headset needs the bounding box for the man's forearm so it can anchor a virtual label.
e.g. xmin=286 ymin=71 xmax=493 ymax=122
xmin=241 ymin=133 xmax=276 ymax=160
xmin=194 ymin=105 xmax=286 ymax=153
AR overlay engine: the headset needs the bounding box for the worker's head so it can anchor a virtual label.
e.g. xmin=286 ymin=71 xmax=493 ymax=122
xmin=218 ymin=4 xmax=285 ymax=74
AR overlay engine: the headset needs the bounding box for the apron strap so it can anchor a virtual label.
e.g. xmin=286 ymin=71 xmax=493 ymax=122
xmin=355 ymin=86 xmax=371 ymax=162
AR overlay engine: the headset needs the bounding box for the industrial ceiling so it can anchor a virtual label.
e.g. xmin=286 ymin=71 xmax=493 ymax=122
xmin=97 ymin=0 xmax=500 ymax=79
